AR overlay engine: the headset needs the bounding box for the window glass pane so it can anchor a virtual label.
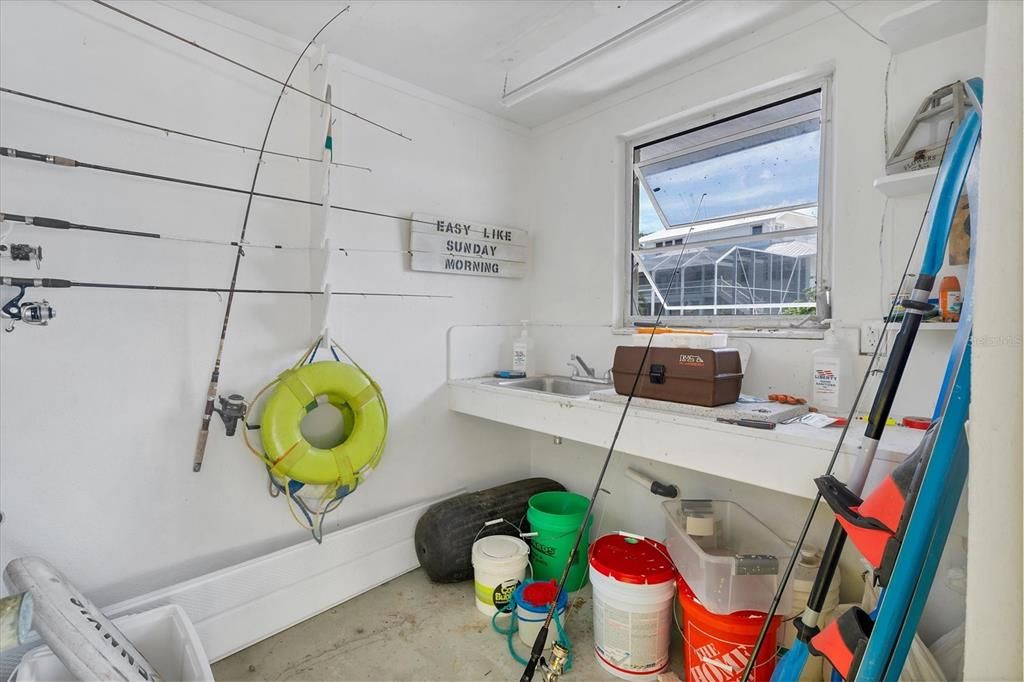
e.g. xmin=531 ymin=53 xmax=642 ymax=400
xmin=640 ymin=122 xmax=820 ymax=225
xmin=636 ymin=91 xmax=822 ymax=163
xmin=635 ymin=233 xmax=817 ymax=317
xmin=638 ymin=183 xmax=664 ymax=236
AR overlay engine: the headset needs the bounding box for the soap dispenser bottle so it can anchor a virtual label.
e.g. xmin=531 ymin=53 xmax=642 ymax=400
xmin=512 ymin=321 xmax=533 ymax=375
xmin=812 ymin=328 xmax=852 ymax=413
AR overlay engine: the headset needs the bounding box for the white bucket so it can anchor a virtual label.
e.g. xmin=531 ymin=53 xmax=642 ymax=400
xmin=472 ymin=535 xmax=529 ymax=617
xmin=514 ymin=584 xmax=569 ymax=649
xmin=589 ymin=535 xmax=677 ymax=681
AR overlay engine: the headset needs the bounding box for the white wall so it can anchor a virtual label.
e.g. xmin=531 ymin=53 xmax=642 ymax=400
xmin=524 ymin=0 xmax=984 ymax=643
xmin=965 ymin=1 xmax=1023 ymax=677
xmin=0 ymin=0 xmax=531 ymax=606
xmin=315 ymin=51 xmax=538 ymax=534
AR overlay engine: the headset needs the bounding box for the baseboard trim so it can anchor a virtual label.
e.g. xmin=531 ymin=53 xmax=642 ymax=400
xmin=100 ymin=492 xmax=460 ymax=662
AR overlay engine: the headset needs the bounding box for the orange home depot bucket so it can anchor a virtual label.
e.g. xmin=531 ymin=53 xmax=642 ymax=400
xmin=678 ymin=577 xmax=781 ymax=682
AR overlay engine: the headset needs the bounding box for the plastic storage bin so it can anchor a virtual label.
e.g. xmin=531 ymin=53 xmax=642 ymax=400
xmin=663 ymin=499 xmax=792 ymax=615
xmin=17 ymin=604 xmax=213 ymax=682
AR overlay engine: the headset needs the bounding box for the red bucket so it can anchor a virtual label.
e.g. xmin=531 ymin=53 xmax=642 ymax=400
xmin=677 ymin=577 xmax=781 ymax=682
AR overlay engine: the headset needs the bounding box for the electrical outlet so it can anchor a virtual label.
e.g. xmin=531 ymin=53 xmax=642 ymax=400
xmin=860 ymin=320 xmax=887 ymax=354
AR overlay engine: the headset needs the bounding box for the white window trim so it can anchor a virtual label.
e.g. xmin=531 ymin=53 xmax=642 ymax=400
xmin=621 ymin=74 xmax=834 ymax=330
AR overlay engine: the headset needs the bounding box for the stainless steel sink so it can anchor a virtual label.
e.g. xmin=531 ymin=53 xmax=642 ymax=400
xmin=491 ymin=375 xmax=596 ymax=398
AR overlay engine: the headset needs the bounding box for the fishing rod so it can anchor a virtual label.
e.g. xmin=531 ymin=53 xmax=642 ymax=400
xmin=520 ymin=194 xmax=707 ymax=682
xmin=90 ymin=0 xmax=411 ymax=142
xmin=0 ymin=146 xmax=440 ymax=229
xmin=0 ymin=87 xmax=372 ymax=173
xmin=741 ymin=100 xmax=977 ymax=680
xmin=0 ymin=276 xmax=448 ymax=331
xmin=738 ymin=166 xmax=942 ymax=680
xmin=0 ymin=211 xmax=525 ymax=263
xmin=192 ymin=7 xmax=346 ymax=473
xmin=0 ymin=277 xmax=446 ymax=299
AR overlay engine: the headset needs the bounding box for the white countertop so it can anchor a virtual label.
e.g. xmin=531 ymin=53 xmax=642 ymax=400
xmin=448 ymin=377 xmax=925 ymax=500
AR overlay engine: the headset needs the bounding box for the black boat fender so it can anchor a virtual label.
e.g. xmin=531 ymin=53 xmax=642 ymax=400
xmin=415 ymin=478 xmax=565 ymax=583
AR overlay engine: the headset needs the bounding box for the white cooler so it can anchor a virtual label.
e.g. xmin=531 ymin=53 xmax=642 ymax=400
xmin=17 ymin=604 xmax=213 ymax=682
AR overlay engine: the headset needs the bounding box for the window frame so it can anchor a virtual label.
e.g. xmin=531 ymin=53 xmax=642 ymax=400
xmin=622 ymin=75 xmax=834 ymax=330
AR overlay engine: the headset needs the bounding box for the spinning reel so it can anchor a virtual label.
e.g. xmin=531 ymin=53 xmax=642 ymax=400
xmin=541 ymin=642 xmax=570 ymax=682
xmin=213 ymin=393 xmax=248 ymax=436
xmin=1 ymin=279 xmax=55 ymax=332
xmin=0 ymin=224 xmax=49 ymax=331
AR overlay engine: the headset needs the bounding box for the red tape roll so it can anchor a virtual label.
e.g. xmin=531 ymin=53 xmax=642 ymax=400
xmin=902 ymin=416 xmax=932 ymax=430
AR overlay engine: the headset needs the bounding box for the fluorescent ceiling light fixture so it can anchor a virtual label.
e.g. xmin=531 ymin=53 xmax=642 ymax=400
xmin=499 ymin=1 xmax=697 ymax=108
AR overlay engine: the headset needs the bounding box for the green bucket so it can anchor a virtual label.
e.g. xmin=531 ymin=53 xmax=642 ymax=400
xmin=527 ymin=491 xmax=593 ymax=592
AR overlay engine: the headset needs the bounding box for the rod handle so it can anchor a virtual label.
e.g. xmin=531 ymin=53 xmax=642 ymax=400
xmin=33 ymin=216 xmax=71 ymax=229
xmin=624 ymin=467 xmax=678 ymax=498
xmin=0 ymin=214 xmax=72 ymax=230
xmin=0 ymin=147 xmax=76 ymax=166
xmin=193 ymin=428 xmax=210 ymax=472
xmin=1 ymin=277 xmax=71 ymax=288
xmin=193 ymin=378 xmax=219 ymax=472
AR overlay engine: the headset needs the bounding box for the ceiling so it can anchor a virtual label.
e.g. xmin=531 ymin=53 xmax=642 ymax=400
xmin=203 ymin=0 xmax=807 ymax=128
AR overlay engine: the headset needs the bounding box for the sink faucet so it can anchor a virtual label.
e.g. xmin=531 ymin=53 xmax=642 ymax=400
xmin=568 ymin=354 xmax=612 ymax=384
xmin=570 ymin=354 xmax=595 ymax=378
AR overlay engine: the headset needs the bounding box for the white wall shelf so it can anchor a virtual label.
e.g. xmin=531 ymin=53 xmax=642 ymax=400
xmin=879 ymin=1 xmax=987 ymax=54
xmin=873 ymin=167 xmax=939 ymax=197
xmin=449 ymin=378 xmax=924 ymax=500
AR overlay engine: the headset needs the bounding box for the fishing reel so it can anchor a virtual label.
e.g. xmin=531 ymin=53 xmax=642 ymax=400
xmin=541 ymin=642 xmax=570 ymax=682
xmin=214 ymin=393 xmax=247 ymax=436
xmin=1 ymin=280 xmax=55 ymax=332
xmin=0 ymin=222 xmax=43 ymax=270
xmin=0 ymin=243 xmax=43 ymax=269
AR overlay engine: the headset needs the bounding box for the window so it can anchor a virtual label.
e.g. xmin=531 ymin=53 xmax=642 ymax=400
xmin=627 ymin=84 xmax=830 ymax=327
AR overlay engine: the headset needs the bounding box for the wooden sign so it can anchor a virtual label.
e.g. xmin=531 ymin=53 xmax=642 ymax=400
xmin=410 ymin=212 xmax=528 ymax=278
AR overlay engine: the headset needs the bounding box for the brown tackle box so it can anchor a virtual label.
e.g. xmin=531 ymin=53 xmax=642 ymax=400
xmin=612 ymin=346 xmax=744 ymax=407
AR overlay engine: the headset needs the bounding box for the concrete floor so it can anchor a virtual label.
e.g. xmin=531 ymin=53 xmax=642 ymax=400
xmin=213 ymin=568 xmax=685 ymax=681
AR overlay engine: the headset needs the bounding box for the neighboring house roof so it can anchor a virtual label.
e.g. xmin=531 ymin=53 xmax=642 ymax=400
xmin=764 ymin=241 xmax=817 ymax=258
xmin=639 ymin=206 xmax=817 ymax=246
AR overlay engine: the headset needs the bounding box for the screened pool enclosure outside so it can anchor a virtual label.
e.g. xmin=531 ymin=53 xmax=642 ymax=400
xmin=634 ymin=234 xmax=817 ymax=317
xmin=629 ymin=86 xmax=826 ymax=323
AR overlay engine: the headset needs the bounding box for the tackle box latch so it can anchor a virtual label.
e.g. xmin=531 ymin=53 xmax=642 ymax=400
xmin=649 ymin=364 xmax=666 ymax=384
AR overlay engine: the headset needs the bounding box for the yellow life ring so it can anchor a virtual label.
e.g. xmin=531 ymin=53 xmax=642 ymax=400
xmin=260 ymin=361 xmax=386 ymax=488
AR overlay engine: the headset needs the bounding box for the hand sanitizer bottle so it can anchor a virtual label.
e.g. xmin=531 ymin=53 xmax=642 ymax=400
xmin=812 ymin=328 xmax=852 ymax=413
xmin=512 ymin=321 xmax=533 ymax=375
